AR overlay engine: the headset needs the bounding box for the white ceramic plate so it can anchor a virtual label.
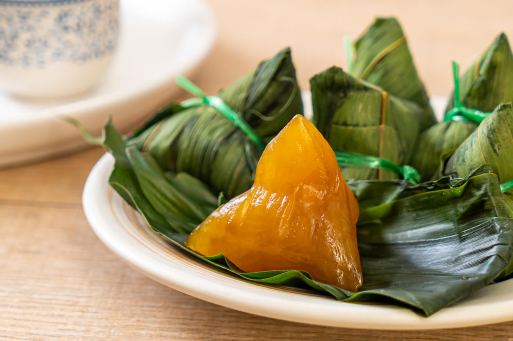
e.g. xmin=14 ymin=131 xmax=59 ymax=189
xmin=0 ymin=0 xmax=216 ymax=167
xmin=83 ymin=95 xmax=513 ymax=330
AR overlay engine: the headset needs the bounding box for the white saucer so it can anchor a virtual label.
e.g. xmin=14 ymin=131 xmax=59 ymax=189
xmin=0 ymin=0 xmax=216 ymax=167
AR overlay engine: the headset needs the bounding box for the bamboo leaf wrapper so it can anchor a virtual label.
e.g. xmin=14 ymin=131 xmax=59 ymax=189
xmin=411 ymin=118 xmax=478 ymax=182
xmin=438 ymin=103 xmax=513 ymax=212
xmin=310 ymin=66 xmax=423 ymax=180
xmin=129 ymin=47 xmax=303 ymax=199
xmin=351 ymin=17 xmax=436 ymax=131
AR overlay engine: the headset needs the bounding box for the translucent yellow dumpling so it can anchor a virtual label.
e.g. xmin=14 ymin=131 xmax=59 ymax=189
xmin=186 ymin=115 xmax=362 ymax=291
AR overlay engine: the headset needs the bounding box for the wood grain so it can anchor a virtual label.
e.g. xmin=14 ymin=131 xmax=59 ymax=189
xmin=3 ymin=1 xmax=513 ymax=339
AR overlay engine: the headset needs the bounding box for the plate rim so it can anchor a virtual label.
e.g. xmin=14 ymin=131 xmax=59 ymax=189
xmin=83 ymin=152 xmax=513 ymax=331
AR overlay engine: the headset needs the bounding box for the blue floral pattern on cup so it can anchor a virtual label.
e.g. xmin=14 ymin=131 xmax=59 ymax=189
xmin=0 ymin=0 xmax=119 ymax=68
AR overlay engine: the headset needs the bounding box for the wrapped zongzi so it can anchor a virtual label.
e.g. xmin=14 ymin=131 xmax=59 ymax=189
xmin=439 ymin=103 xmax=513 ymax=209
xmin=310 ymin=66 xmax=423 ymax=180
xmin=128 ymin=47 xmax=303 ymax=199
xmin=351 ymin=17 xmax=436 ymax=131
xmin=186 ymin=115 xmax=363 ymax=291
xmin=412 ymin=34 xmax=513 ymax=181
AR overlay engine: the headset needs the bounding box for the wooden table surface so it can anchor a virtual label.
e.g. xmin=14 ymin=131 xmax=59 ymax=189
xmin=3 ymin=1 xmax=513 ymax=340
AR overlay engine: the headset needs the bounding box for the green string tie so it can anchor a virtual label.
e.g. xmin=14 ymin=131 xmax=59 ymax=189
xmin=176 ymin=75 xmax=265 ymax=151
xmin=444 ymin=61 xmax=492 ymax=124
xmin=335 ymin=151 xmax=421 ymax=183
xmin=344 ymin=36 xmax=354 ymax=74
xmin=501 ymin=180 xmax=513 ymax=193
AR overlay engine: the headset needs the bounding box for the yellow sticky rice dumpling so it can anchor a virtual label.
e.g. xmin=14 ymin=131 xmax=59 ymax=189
xmin=186 ymin=115 xmax=363 ymax=291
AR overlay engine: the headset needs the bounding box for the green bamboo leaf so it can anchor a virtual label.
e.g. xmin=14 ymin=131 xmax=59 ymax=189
xmin=310 ymin=66 xmax=423 ymax=180
xmin=126 ymin=146 xmax=218 ymax=234
xmin=75 ymin=119 xmax=219 ymax=236
xmin=352 ymin=17 xmax=436 ymax=131
xmin=100 ymin=121 xmax=178 ymax=235
xmin=439 ymin=103 xmax=513 ymax=213
xmin=109 ymin=164 xmax=176 ymax=236
xmin=410 ymin=120 xmax=477 ymax=181
xmin=443 ymin=103 xmax=513 ymax=181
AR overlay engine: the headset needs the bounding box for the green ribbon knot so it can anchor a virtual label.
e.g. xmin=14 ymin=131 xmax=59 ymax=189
xmin=444 ymin=61 xmax=492 ymax=124
xmin=335 ymin=151 xmax=421 ymax=183
xmin=176 ymin=75 xmax=265 ymax=151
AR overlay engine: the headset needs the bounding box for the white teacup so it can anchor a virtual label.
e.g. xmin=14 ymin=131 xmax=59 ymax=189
xmin=0 ymin=0 xmax=119 ymax=99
